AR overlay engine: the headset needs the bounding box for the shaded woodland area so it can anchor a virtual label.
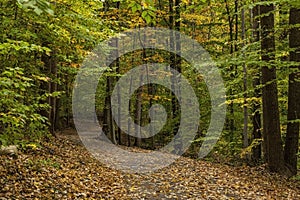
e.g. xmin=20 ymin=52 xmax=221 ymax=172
xmin=0 ymin=0 xmax=300 ymax=199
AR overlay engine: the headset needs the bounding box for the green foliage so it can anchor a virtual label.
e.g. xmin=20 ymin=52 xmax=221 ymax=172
xmin=0 ymin=0 xmax=298 ymax=172
xmin=17 ymin=0 xmax=54 ymax=15
xmin=25 ymin=158 xmax=61 ymax=171
xmin=128 ymin=0 xmax=157 ymax=25
xmin=0 ymin=0 xmax=113 ymax=145
xmin=0 ymin=67 xmax=49 ymax=146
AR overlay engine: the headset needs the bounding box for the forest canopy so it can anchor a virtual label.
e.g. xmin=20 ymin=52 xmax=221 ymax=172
xmin=0 ymin=0 xmax=300 ymax=177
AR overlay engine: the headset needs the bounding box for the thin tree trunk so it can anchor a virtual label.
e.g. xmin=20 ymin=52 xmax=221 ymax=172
xmin=174 ymin=0 xmax=182 ymax=154
xmin=169 ymin=0 xmax=177 ymax=152
xmin=284 ymin=7 xmax=300 ymax=176
xmin=134 ymin=30 xmax=146 ymax=148
xmin=134 ymin=73 xmax=143 ymax=147
xmin=127 ymin=34 xmax=137 ymax=147
xmin=102 ymin=0 xmax=116 ymax=144
xmin=251 ymin=4 xmax=262 ymax=162
xmin=234 ymin=0 xmax=238 ymax=52
xmin=115 ymin=1 xmax=121 ymax=145
xmin=49 ymin=54 xmax=57 ymax=135
xmin=103 ymin=74 xmax=116 ymax=144
xmin=241 ymin=7 xmax=248 ymax=148
xmin=41 ymin=52 xmax=57 ymax=137
xmin=145 ymin=60 xmax=155 ymax=149
xmin=127 ymin=75 xmax=133 ymax=147
xmin=225 ymin=0 xmax=235 ymax=139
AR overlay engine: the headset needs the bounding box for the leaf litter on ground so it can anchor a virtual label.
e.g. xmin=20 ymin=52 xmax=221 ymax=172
xmin=0 ymin=129 xmax=299 ymax=199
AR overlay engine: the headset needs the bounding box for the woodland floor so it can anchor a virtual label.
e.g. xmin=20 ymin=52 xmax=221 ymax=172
xmin=0 ymin=129 xmax=299 ymax=200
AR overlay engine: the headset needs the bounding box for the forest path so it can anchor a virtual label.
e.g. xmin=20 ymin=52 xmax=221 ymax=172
xmin=0 ymin=129 xmax=299 ymax=199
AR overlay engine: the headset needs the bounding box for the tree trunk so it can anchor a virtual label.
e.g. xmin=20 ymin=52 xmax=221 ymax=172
xmin=101 ymin=0 xmax=116 ymax=144
xmin=127 ymin=75 xmax=133 ymax=147
xmin=251 ymin=5 xmax=262 ymax=162
xmin=174 ymin=0 xmax=182 ymax=154
xmin=134 ymin=73 xmax=143 ymax=147
xmin=241 ymin=6 xmax=248 ymax=149
xmin=103 ymin=74 xmax=116 ymax=144
xmin=49 ymin=54 xmax=58 ymax=135
xmin=169 ymin=0 xmax=176 ymax=152
xmin=115 ymin=1 xmax=121 ymax=145
xmin=260 ymin=3 xmax=289 ymax=175
xmin=41 ymin=52 xmax=57 ymax=136
xmin=225 ymin=0 xmax=235 ymax=139
xmin=284 ymin=7 xmax=300 ymax=176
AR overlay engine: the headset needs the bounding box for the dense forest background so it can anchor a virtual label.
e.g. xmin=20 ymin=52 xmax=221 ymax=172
xmin=1 ymin=0 xmax=300 ymax=178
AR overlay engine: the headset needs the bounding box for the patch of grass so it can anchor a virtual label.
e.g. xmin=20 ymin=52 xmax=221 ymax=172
xmin=25 ymin=158 xmax=61 ymax=171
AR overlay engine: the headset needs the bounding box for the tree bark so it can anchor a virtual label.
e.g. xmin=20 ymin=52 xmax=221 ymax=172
xmin=134 ymin=72 xmax=143 ymax=147
xmin=174 ymin=0 xmax=182 ymax=154
xmin=251 ymin=5 xmax=262 ymax=162
xmin=103 ymin=73 xmax=116 ymax=144
xmin=260 ymin=3 xmax=289 ymax=175
xmin=115 ymin=1 xmax=121 ymax=145
xmin=241 ymin=6 xmax=248 ymax=149
xmin=41 ymin=52 xmax=57 ymax=136
xmin=225 ymin=0 xmax=235 ymax=139
xmin=284 ymin=7 xmax=300 ymax=176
